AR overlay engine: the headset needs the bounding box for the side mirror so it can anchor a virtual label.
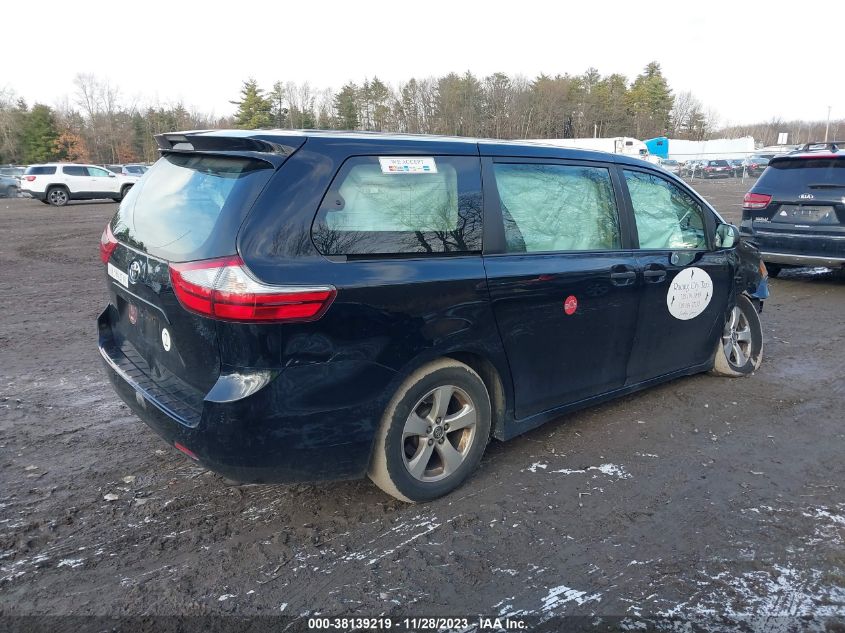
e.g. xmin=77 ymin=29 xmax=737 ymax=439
xmin=715 ymin=223 xmax=740 ymax=249
xmin=108 ymin=173 xmax=116 ymax=177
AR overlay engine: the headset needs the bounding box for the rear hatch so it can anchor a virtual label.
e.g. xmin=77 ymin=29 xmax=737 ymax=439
xmin=100 ymin=152 xmax=277 ymax=421
xmin=748 ymin=155 xmax=845 ymax=250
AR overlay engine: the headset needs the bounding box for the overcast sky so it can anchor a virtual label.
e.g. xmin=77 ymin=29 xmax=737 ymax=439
xmin=3 ymin=0 xmax=840 ymax=126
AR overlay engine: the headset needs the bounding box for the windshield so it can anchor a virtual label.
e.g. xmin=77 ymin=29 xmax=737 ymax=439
xmin=111 ymin=153 xmax=273 ymax=262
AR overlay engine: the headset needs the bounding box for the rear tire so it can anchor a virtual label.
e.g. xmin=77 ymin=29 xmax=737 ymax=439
xmin=119 ymin=184 xmax=132 ymax=201
xmin=711 ymin=294 xmax=763 ymax=377
xmin=368 ymin=359 xmax=491 ymax=503
xmin=46 ymin=186 xmax=69 ymax=207
xmin=765 ymin=263 xmax=782 ymax=278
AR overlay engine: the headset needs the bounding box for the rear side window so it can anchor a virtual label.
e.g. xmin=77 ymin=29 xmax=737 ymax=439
xmin=312 ymin=156 xmax=482 ymax=256
xmin=24 ymin=166 xmax=56 ymax=175
xmin=62 ymin=166 xmax=87 ymax=176
xmin=111 ymin=153 xmax=273 ymax=262
xmin=493 ymin=163 xmax=621 ymax=253
xmin=623 ymin=170 xmax=707 ymax=250
xmin=757 ymin=158 xmax=845 ymax=189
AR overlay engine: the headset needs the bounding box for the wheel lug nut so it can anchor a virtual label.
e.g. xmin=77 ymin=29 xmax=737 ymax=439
xmin=428 ymin=438 xmax=434 ymax=446
xmin=426 ymin=426 xmax=432 ymax=434
xmin=436 ymin=417 xmax=442 ymax=423
xmin=444 ymin=423 xmax=449 ymax=430
xmin=438 ymin=438 xmax=444 ymax=444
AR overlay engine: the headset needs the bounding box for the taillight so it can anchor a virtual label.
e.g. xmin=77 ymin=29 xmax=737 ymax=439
xmin=99 ymin=224 xmax=119 ymax=263
xmin=24 ymin=175 xmax=36 ymax=182
xmin=169 ymin=256 xmax=335 ymax=323
xmin=743 ymin=192 xmax=772 ymax=210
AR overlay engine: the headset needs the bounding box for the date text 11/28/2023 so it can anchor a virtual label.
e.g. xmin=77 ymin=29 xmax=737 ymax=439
xmin=307 ymin=616 xmax=528 ymax=630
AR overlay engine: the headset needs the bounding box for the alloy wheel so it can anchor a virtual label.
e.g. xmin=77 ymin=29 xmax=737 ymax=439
xmin=722 ymin=305 xmax=752 ymax=367
xmin=401 ymin=384 xmax=477 ymax=482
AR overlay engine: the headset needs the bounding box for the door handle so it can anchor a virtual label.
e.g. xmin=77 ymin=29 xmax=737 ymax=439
xmin=610 ymin=270 xmax=637 ymax=286
xmin=643 ymin=267 xmax=667 ymax=283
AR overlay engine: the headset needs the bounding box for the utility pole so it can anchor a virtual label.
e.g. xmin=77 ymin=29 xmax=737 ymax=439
xmin=824 ymin=106 xmax=831 ymax=142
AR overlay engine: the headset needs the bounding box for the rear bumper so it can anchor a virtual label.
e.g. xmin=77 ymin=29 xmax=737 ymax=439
xmin=746 ymin=227 xmax=845 ymax=268
xmin=761 ymin=252 xmax=845 ymax=267
xmin=98 ymin=307 xmax=395 ymax=483
xmin=21 ymin=189 xmax=45 ymax=200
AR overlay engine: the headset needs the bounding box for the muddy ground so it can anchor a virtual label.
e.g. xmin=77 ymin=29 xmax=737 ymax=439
xmin=1 ymin=177 xmax=844 ymax=631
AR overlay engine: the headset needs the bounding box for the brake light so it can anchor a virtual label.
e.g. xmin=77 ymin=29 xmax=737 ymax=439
xmin=169 ymin=256 xmax=335 ymax=322
xmin=24 ymin=175 xmax=36 ymax=181
xmin=743 ymin=192 xmax=772 ymax=210
xmin=99 ymin=224 xmax=119 ymax=263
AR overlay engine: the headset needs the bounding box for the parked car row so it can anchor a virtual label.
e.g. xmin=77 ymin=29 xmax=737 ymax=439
xmin=677 ymin=156 xmax=771 ymax=178
xmin=2 ymin=163 xmax=153 ymax=202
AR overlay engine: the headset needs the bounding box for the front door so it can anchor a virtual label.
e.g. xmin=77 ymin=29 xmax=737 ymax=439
xmin=482 ymin=159 xmax=641 ymax=420
xmin=86 ymin=166 xmax=120 ymax=195
xmin=620 ymin=168 xmax=732 ymax=384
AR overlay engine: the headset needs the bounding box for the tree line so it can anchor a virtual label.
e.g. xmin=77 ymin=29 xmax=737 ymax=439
xmin=1 ymin=63 xmax=841 ymax=165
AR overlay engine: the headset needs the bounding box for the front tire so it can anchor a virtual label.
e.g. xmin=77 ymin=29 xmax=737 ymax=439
xmin=46 ymin=186 xmax=69 ymax=207
xmin=711 ymin=294 xmax=763 ymax=377
xmin=369 ymin=359 xmax=491 ymax=503
xmin=765 ymin=263 xmax=782 ymax=278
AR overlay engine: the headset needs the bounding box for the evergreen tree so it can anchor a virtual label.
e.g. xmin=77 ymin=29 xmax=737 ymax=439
xmin=230 ymin=78 xmax=273 ymax=129
xmin=269 ymin=81 xmax=289 ymax=128
xmin=333 ymin=83 xmax=359 ymax=130
xmin=627 ymin=62 xmax=674 ymax=138
xmin=21 ymin=104 xmax=60 ymax=163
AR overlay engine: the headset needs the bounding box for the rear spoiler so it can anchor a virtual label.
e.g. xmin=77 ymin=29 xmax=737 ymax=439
xmin=154 ymin=131 xmax=305 ymax=161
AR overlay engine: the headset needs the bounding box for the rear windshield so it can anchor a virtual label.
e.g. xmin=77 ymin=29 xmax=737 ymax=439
xmin=111 ymin=153 xmax=273 ymax=262
xmin=757 ymin=158 xmax=845 ymax=190
xmin=709 ymin=160 xmax=729 ymax=166
xmin=25 ymin=166 xmax=56 ymax=175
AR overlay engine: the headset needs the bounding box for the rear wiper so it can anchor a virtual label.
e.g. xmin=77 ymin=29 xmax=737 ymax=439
xmin=807 ymin=183 xmax=844 ymax=189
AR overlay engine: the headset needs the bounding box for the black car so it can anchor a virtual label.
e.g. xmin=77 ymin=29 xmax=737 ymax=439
xmin=697 ymin=159 xmax=733 ymax=179
xmin=742 ymin=145 xmax=845 ymax=276
xmin=98 ymin=130 xmax=768 ymax=502
xmin=743 ymin=156 xmax=770 ymax=177
xmin=726 ymin=159 xmax=745 ymax=177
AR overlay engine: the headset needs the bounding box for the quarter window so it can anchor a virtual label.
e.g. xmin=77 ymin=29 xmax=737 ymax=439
xmin=87 ymin=167 xmax=111 ymax=177
xmin=623 ymin=170 xmax=707 ymax=250
xmin=312 ymin=156 xmax=482 ymax=256
xmin=492 ymin=163 xmax=621 ymax=253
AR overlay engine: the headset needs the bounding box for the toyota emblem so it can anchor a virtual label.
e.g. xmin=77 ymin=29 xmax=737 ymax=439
xmin=128 ymin=260 xmax=142 ymax=284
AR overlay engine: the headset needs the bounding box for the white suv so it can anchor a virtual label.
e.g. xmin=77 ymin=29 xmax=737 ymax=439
xmin=21 ymin=163 xmax=140 ymax=206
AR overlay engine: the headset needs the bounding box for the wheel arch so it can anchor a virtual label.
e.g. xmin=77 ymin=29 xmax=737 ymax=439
xmin=442 ymin=351 xmax=509 ymax=441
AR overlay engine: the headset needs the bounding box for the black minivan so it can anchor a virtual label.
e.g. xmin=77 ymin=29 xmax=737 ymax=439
xmin=98 ymin=130 xmax=768 ymax=502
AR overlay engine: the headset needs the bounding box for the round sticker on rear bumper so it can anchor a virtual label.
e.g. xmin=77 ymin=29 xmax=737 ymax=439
xmin=667 ymin=267 xmax=713 ymax=320
xmin=161 ymin=328 xmax=171 ymax=351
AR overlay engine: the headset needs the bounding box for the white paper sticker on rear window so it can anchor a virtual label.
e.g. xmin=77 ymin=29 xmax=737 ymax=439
xmin=108 ymin=262 xmax=129 ymax=288
xmin=378 ymin=157 xmax=438 ymax=174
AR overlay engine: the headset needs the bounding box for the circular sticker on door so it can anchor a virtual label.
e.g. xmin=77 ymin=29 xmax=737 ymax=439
xmin=666 ymin=267 xmax=713 ymax=320
xmin=161 ymin=328 xmax=171 ymax=352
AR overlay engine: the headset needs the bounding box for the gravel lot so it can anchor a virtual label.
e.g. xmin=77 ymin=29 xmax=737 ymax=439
xmin=1 ymin=177 xmax=844 ymax=630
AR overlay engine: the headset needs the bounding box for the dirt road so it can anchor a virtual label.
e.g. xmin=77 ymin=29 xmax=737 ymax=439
xmin=1 ymin=178 xmax=843 ymax=630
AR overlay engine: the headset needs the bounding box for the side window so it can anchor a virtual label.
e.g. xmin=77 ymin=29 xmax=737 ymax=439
xmin=312 ymin=156 xmax=482 ymax=256
xmin=63 ymin=166 xmax=86 ymax=176
xmin=87 ymin=167 xmax=111 ymax=177
xmin=492 ymin=163 xmax=621 ymax=253
xmin=623 ymin=170 xmax=707 ymax=250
